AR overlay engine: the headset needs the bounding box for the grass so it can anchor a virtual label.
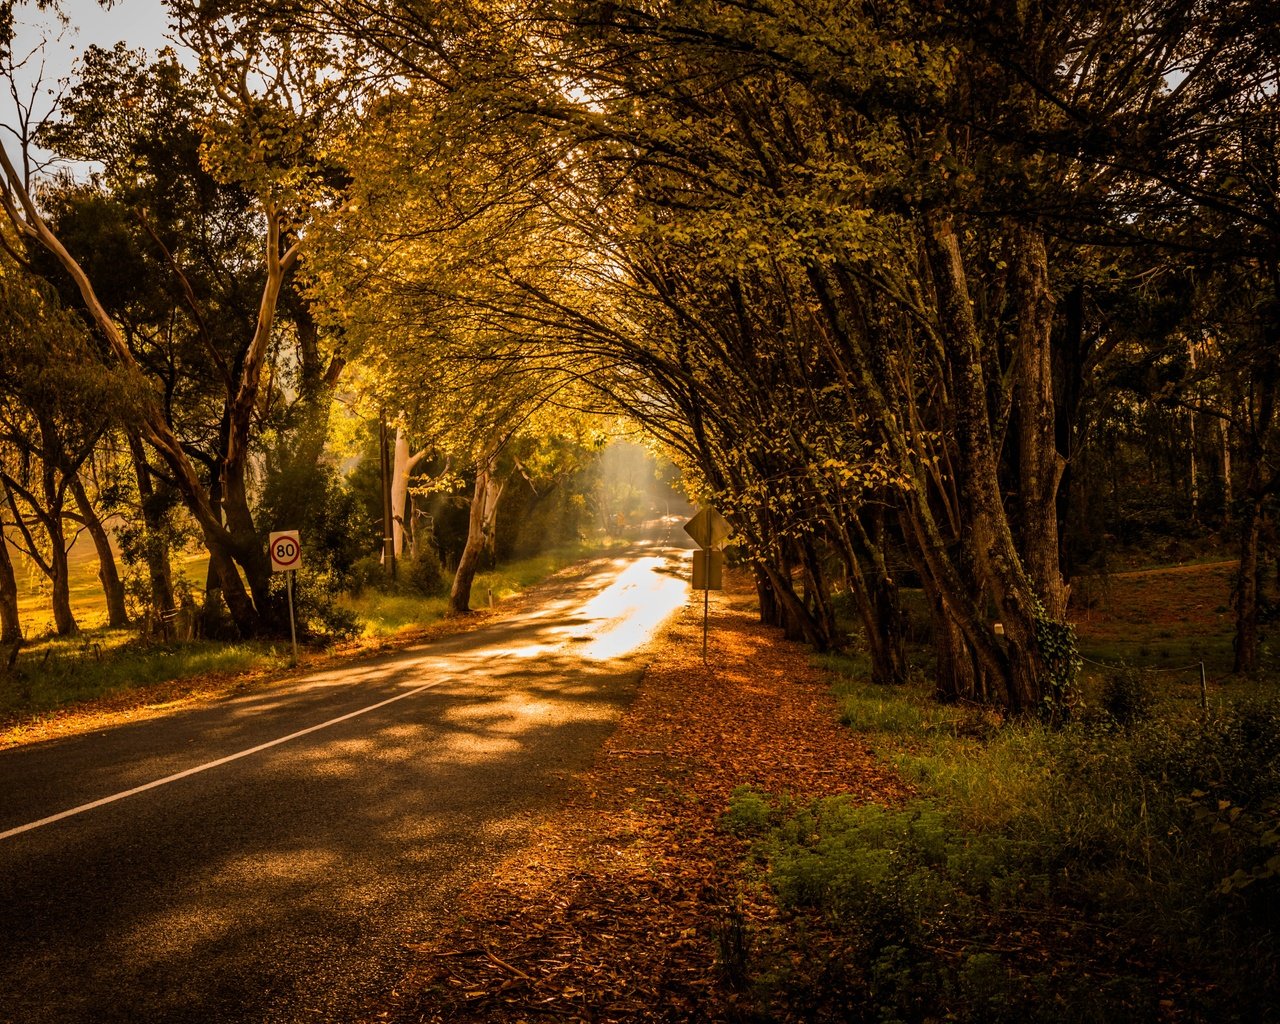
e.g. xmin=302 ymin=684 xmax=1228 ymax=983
xmin=341 ymin=540 xmax=615 ymax=636
xmin=0 ymin=634 xmax=286 ymax=719
xmin=732 ymin=562 xmax=1280 ymax=1023
xmin=1 ymin=536 xmax=615 ymax=729
xmin=13 ymin=541 xmax=208 ymax=635
xmin=1069 ymin=558 xmax=1243 ymax=674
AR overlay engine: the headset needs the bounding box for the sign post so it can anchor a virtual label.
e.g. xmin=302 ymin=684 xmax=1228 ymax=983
xmin=269 ymin=530 xmax=302 ymax=665
xmin=683 ymin=508 xmax=730 ymax=663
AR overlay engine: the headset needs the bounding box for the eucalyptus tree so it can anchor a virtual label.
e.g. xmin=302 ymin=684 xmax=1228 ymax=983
xmin=0 ymin=263 xmax=133 ymax=633
xmin=0 ymin=14 xmax=357 ymax=637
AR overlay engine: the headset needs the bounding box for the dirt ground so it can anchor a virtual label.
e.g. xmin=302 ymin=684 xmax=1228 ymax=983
xmin=362 ymin=571 xmax=909 ymax=1023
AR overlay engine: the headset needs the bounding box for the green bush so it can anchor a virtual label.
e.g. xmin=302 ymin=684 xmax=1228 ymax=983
xmin=404 ymin=546 xmax=447 ymax=596
xmin=1100 ymin=664 xmax=1156 ymax=726
xmin=273 ymin=564 xmax=360 ymax=641
xmin=344 ymin=548 xmax=447 ymax=598
xmin=345 ymin=553 xmax=386 ymax=595
xmin=723 ymin=786 xmax=774 ymax=835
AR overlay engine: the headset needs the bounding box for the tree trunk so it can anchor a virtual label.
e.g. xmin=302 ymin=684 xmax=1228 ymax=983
xmin=69 ymin=472 xmax=128 ymax=628
xmin=0 ymin=531 xmax=21 ymax=645
xmin=393 ymin=427 xmax=411 ymax=557
xmin=47 ymin=530 xmax=77 ymax=636
xmin=925 ymin=579 xmax=988 ymax=704
xmin=220 ymin=458 xmax=276 ymax=629
xmin=1232 ymin=353 xmax=1278 ymax=674
xmin=754 ymin=565 xmax=781 ymax=628
xmin=1013 ymin=224 xmax=1068 ymax=619
xmin=756 ymin=557 xmax=830 ymax=647
xmin=127 ymin=431 xmax=176 ymax=622
xmin=449 ymin=460 xmax=506 ymax=615
xmin=926 ymin=215 xmax=1056 ymax=713
xmin=831 ymin=521 xmax=907 ymax=685
xmin=1234 ymin=497 xmax=1262 ymax=674
xmin=1220 ymin=417 xmax=1233 ymax=526
xmin=872 ymin=571 xmax=909 ymax=685
xmin=1056 ymin=282 xmax=1086 ymax=580
xmin=797 ymin=536 xmax=836 ymax=651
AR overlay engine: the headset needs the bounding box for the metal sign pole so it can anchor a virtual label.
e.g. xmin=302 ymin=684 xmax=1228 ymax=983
xmin=287 ymin=570 xmax=298 ymax=667
xmin=685 ymin=508 xmax=729 ymax=666
xmin=703 ymin=582 xmax=709 ymax=663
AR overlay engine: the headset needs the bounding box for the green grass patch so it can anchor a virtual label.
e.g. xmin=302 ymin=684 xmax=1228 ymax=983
xmin=733 ymin=653 xmax=1280 ymax=1023
xmin=342 ymin=541 xmax=610 ymax=637
xmin=0 ymin=634 xmax=284 ymax=718
xmin=339 ymin=592 xmax=451 ymax=636
xmin=1077 ymin=634 xmax=1236 ymax=675
xmin=820 ymin=651 xmax=970 ymax=736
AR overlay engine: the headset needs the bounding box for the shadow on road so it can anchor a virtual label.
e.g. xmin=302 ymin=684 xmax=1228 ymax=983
xmin=0 ymin=535 xmax=694 ymax=1024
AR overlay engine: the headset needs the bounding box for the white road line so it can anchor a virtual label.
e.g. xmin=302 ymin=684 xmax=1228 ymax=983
xmin=0 ymin=680 xmax=442 ymax=843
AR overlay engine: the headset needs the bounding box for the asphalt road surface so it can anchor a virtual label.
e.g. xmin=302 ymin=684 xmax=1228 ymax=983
xmin=0 ymin=530 xmax=692 ymax=1024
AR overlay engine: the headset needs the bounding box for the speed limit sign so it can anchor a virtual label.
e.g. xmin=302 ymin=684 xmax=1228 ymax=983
xmin=268 ymin=530 xmax=302 ymax=573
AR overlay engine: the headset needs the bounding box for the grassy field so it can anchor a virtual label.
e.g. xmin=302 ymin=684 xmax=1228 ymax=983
xmin=9 ymin=535 xmax=208 ymax=635
xmin=1070 ymin=559 xmax=1239 ymax=674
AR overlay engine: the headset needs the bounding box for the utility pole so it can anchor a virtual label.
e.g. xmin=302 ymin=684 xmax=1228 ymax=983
xmin=380 ymin=411 xmax=397 ymax=582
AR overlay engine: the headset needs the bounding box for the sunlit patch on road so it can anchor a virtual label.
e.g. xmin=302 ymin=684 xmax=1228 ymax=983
xmin=428 ymin=553 xmax=690 ymax=665
xmin=575 ymin=556 xmax=689 ymax=660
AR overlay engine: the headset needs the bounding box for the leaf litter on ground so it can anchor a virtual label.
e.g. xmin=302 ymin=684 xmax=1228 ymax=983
xmin=365 ymin=569 xmax=909 ymax=1023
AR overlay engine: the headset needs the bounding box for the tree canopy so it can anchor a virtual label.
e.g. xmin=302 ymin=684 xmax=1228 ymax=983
xmin=0 ymin=0 xmax=1276 ymax=705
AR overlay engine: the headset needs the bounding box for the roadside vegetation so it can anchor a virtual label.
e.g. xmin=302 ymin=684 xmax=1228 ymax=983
xmin=0 ymin=3 xmax=1277 ymax=1017
xmin=0 ymin=436 xmax=673 ymax=730
xmin=721 ymin=562 xmax=1280 ymax=1023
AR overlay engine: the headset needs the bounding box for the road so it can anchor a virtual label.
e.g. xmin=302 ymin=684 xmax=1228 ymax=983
xmin=0 ymin=532 xmax=691 ymax=1024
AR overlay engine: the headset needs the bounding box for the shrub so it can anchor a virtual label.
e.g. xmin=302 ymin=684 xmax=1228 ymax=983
xmin=345 ymin=553 xmax=386 ymax=595
xmin=344 ymin=548 xmax=447 ymax=598
xmin=274 ymin=564 xmax=360 ymax=641
xmin=404 ymin=545 xmax=447 ymax=596
xmin=723 ymin=787 xmax=774 ymax=835
xmin=740 ymin=676 xmax=1280 ymax=1023
xmin=1101 ymin=664 xmax=1156 ymax=726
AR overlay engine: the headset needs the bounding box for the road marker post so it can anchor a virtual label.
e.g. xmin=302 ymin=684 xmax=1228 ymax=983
xmin=269 ymin=530 xmax=302 ymax=666
xmin=684 ymin=509 xmax=729 ymax=664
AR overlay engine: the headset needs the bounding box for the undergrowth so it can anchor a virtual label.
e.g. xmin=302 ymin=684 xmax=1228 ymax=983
xmin=342 ymin=541 xmax=607 ymax=636
xmin=726 ymin=655 xmax=1280 ymax=1023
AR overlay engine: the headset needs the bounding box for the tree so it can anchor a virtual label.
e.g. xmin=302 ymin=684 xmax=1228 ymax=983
xmin=0 ymin=22 xmax=354 ymax=637
xmin=0 ymin=261 xmax=132 ymax=633
xmin=173 ymin=0 xmax=1280 ymax=699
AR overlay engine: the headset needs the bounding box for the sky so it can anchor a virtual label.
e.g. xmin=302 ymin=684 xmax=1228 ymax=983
xmin=5 ymin=0 xmax=177 ymax=166
xmin=8 ymin=0 xmax=175 ymax=116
